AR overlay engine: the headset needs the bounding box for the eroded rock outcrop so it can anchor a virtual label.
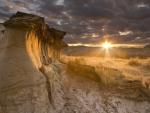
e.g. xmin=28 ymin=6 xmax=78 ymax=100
xmin=0 ymin=12 xmax=67 ymax=113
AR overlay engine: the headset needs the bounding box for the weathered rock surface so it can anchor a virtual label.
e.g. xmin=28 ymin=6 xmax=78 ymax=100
xmin=0 ymin=12 xmax=150 ymax=113
xmin=0 ymin=12 xmax=66 ymax=113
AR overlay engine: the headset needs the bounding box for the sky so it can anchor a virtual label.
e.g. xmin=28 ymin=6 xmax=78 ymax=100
xmin=0 ymin=0 xmax=150 ymax=44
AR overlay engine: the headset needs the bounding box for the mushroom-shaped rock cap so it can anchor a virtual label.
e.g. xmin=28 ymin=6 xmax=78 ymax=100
xmin=4 ymin=12 xmax=45 ymax=28
xmin=3 ymin=11 xmax=67 ymax=48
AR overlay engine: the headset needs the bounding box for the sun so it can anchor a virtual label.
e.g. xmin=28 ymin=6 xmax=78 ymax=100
xmin=102 ymin=41 xmax=112 ymax=49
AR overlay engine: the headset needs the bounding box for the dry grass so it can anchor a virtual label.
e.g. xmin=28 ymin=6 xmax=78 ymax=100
xmin=66 ymin=58 xmax=125 ymax=86
xmin=142 ymin=63 xmax=150 ymax=70
xmin=95 ymin=64 xmax=125 ymax=86
xmin=73 ymin=58 xmax=86 ymax=65
xmin=66 ymin=60 xmax=100 ymax=82
xmin=128 ymin=58 xmax=141 ymax=66
xmin=127 ymin=58 xmax=150 ymax=71
xmin=64 ymin=56 xmax=150 ymax=90
xmin=141 ymin=59 xmax=150 ymax=70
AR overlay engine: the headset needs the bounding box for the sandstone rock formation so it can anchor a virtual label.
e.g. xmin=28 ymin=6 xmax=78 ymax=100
xmin=0 ymin=12 xmax=66 ymax=113
xmin=0 ymin=12 xmax=150 ymax=113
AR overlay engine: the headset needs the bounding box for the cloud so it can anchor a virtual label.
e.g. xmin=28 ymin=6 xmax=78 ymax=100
xmin=64 ymin=0 xmax=114 ymax=19
xmin=0 ymin=0 xmax=150 ymax=43
xmin=119 ymin=31 xmax=133 ymax=36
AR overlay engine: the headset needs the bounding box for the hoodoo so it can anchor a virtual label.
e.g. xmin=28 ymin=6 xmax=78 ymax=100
xmin=0 ymin=12 xmax=67 ymax=113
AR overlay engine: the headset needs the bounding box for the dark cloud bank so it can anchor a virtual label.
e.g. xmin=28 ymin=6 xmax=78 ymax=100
xmin=0 ymin=0 xmax=150 ymax=44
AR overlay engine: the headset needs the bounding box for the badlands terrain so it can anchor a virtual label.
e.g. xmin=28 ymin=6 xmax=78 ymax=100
xmin=0 ymin=12 xmax=150 ymax=113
